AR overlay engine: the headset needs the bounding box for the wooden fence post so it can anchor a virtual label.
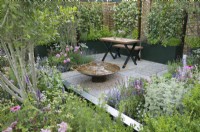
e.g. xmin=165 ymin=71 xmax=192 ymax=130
xmin=137 ymin=0 xmax=142 ymax=39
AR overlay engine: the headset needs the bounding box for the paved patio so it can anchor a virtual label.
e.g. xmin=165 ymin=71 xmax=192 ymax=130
xmin=62 ymin=53 xmax=168 ymax=98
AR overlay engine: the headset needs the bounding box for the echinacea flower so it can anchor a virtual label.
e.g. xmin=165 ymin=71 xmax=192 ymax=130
xmin=10 ymin=105 xmax=21 ymax=112
xmin=57 ymin=122 xmax=68 ymax=132
xmin=184 ymin=65 xmax=193 ymax=70
xmin=56 ymin=54 xmax=60 ymax=58
xmin=41 ymin=129 xmax=51 ymax=132
xmin=2 ymin=127 xmax=12 ymax=132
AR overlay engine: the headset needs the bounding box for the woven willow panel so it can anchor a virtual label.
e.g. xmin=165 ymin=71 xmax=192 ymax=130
xmin=102 ymin=2 xmax=117 ymax=30
xmin=141 ymin=0 xmax=151 ymax=41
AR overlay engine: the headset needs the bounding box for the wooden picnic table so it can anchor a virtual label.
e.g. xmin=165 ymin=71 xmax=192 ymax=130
xmin=99 ymin=37 xmax=141 ymax=68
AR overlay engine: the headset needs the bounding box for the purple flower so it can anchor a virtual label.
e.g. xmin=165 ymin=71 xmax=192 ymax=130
xmin=36 ymin=89 xmax=42 ymax=101
xmin=56 ymin=54 xmax=60 ymax=58
xmin=175 ymin=66 xmax=193 ymax=81
xmin=25 ymin=75 xmax=30 ymax=84
xmin=133 ymin=79 xmax=143 ymax=90
xmin=57 ymin=122 xmax=68 ymax=132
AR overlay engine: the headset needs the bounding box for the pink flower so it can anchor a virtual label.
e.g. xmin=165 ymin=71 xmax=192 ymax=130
xmin=63 ymin=60 xmax=67 ymax=64
xmin=74 ymin=46 xmax=80 ymax=52
xmin=56 ymin=54 xmax=60 ymax=58
xmin=57 ymin=122 xmax=68 ymax=132
xmin=66 ymin=58 xmax=70 ymax=63
xmin=184 ymin=65 xmax=193 ymax=70
xmin=66 ymin=47 xmax=70 ymax=52
xmin=64 ymin=53 xmax=67 ymax=57
xmin=10 ymin=121 xmax=18 ymax=128
xmin=41 ymin=129 xmax=51 ymax=132
xmin=2 ymin=127 xmax=12 ymax=132
xmin=10 ymin=105 xmax=21 ymax=112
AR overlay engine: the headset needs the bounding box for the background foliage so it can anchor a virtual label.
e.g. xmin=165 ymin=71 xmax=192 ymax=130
xmin=147 ymin=1 xmax=184 ymax=46
xmin=113 ymin=0 xmax=138 ymax=38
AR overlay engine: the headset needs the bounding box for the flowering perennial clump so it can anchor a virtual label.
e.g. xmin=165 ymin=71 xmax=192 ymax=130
xmin=175 ymin=65 xmax=194 ymax=81
xmin=55 ymin=45 xmax=81 ymax=64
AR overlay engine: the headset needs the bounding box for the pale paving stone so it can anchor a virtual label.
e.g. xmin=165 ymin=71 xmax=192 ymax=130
xmin=62 ymin=53 xmax=168 ymax=98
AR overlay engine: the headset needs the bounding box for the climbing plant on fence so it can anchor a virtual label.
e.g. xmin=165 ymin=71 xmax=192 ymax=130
xmin=146 ymin=1 xmax=184 ymax=46
xmin=78 ymin=2 xmax=103 ymax=41
xmin=185 ymin=2 xmax=200 ymax=48
xmin=113 ymin=0 xmax=138 ymax=38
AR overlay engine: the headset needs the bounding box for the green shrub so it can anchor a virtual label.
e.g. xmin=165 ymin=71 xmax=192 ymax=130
xmin=141 ymin=112 xmax=200 ymax=132
xmin=183 ymin=83 xmax=200 ymax=119
xmin=167 ymin=60 xmax=182 ymax=75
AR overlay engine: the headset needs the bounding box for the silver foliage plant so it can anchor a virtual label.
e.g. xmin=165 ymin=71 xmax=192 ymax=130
xmin=144 ymin=76 xmax=193 ymax=117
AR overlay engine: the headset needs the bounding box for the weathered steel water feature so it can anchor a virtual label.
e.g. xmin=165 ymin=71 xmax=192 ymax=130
xmin=76 ymin=61 xmax=120 ymax=82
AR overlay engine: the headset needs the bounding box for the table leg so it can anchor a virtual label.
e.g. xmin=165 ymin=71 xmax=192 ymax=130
xmin=102 ymin=42 xmax=115 ymax=61
xmin=122 ymin=44 xmax=137 ymax=68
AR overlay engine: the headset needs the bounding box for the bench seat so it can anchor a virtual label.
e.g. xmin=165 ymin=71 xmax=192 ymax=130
xmin=113 ymin=44 xmax=143 ymax=50
xmin=112 ymin=44 xmax=143 ymax=63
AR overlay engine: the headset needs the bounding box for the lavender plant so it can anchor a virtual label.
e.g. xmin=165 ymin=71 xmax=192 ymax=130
xmin=106 ymin=78 xmax=146 ymax=122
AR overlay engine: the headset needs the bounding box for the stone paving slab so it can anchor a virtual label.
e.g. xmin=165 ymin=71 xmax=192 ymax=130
xmin=62 ymin=53 xmax=168 ymax=98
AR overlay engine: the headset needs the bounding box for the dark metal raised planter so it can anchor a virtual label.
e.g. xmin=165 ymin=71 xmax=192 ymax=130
xmin=141 ymin=43 xmax=183 ymax=64
xmin=34 ymin=45 xmax=51 ymax=58
xmin=85 ymin=40 xmax=107 ymax=54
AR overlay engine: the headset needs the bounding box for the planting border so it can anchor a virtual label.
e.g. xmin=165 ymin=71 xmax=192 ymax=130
xmin=63 ymin=80 xmax=142 ymax=131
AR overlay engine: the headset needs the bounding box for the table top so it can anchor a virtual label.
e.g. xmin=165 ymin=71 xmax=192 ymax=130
xmin=99 ymin=37 xmax=140 ymax=44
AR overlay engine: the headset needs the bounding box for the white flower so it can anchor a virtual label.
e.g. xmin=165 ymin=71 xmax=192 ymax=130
xmin=41 ymin=129 xmax=51 ymax=132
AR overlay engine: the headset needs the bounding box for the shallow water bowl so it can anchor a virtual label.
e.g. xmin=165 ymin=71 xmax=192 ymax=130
xmin=76 ymin=61 xmax=120 ymax=82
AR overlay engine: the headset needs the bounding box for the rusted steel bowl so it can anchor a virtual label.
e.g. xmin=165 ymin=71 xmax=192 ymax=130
xmin=76 ymin=61 xmax=120 ymax=82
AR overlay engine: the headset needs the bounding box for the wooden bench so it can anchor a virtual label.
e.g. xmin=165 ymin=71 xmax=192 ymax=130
xmin=113 ymin=44 xmax=143 ymax=63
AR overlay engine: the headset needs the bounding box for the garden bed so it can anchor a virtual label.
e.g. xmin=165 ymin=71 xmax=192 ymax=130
xmin=63 ymin=80 xmax=142 ymax=131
